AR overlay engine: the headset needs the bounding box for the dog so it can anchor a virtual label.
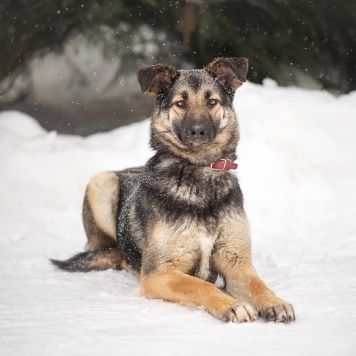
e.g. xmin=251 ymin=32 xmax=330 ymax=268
xmin=51 ymin=57 xmax=295 ymax=323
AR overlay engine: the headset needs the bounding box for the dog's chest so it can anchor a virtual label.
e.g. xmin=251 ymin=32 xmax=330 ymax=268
xmin=173 ymin=170 xmax=234 ymax=205
xmin=194 ymin=233 xmax=217 ymax=280
xmin=163 ymin=222 xmax=218 ymax=281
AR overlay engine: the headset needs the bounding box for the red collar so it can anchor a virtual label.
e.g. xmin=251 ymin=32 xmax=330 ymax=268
xmin=210 ymin=159 xmax=238 ymax=170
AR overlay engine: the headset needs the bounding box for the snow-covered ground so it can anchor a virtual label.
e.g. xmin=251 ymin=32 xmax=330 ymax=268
xmin=1 ymin=81 xmax=356 ymax=356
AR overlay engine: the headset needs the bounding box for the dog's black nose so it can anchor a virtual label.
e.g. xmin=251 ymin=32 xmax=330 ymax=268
xmin=189 ymin=123 xmax=208 ymax=138
xmin=181 ymin=120 xmax=215 ymax=147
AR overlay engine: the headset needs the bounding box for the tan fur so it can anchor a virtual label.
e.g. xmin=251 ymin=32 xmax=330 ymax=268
xmin=142 ymin=219 xmax=217 ymax=277
xmin=139 ymin=205 xmax=294 ymax=323
xmin=151 ymin=77 xmax=239 ymax=165
xmin=139 ymin=212 xmax=258 ymax=322
xmin=83 ymin=172 xmax=118 ymax=250
xmin=88 ymin=249 xmax=124 ymax=270
xmin=140 ymin=269 xmax=258 ymax=322
xmin=210 ymin=212 xmax=294 ymax=320
xmin=121 ymin=260 xmax=140 ymax=277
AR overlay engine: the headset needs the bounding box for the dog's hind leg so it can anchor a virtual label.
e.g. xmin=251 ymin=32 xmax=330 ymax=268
xmin=83 ymin=171 xmax=119 ymax=251
xmin=51 ymin=171 xmax=124 ymax=272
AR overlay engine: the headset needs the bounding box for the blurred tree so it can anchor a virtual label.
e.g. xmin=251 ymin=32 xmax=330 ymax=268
xmin=185 ymin=0 xmax=356 ymax=93
xmin=0 ymin=0 xmax=355 ymax=105
xmin=0 ymin=0 xmax=130 ymax=104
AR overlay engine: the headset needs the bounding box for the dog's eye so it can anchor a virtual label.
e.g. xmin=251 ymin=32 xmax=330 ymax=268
xmin=176 ymin=100 xmax=186 ymax=108
xmin=208 ymin=99 xmax=218 ymax=106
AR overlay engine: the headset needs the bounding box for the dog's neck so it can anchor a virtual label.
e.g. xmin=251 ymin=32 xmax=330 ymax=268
xmin=153 ymin=151 xmax=238 ymax=171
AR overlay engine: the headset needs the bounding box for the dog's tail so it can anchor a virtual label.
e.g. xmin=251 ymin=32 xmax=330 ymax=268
xmin=50 ymin=247 xmax=123 ymax=272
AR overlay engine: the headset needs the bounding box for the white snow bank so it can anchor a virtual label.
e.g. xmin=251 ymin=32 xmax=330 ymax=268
xmin=0 ymin=82 xmax=356 ymax=356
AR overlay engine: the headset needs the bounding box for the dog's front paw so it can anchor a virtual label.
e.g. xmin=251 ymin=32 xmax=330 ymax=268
xmin=260 ymin=300 xmax=295 ymax=323
xmin=223 ymin=302 xmax=258 ymax=323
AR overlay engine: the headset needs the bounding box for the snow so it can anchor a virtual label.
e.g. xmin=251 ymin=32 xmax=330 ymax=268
xmin=1 ymin=82 xmax=356 ymax=355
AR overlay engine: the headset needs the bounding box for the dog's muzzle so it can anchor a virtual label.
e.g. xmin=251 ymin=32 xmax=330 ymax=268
xmin=180 ymin=118 xmax=215 ymax=147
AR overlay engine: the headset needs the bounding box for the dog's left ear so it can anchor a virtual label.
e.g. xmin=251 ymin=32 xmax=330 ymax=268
xmin=206 ymin=57 xmax=248 ymax=91
xmin=137 ymin=63 xmax=179 ymax=97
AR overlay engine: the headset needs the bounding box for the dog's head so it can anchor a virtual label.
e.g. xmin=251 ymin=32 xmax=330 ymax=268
xmin=137 ymin=58 xmax=248 ymax=165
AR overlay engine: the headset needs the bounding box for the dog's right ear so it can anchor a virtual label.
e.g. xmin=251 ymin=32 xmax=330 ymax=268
xmin=137 ymin=64 xmax=179 ymax=97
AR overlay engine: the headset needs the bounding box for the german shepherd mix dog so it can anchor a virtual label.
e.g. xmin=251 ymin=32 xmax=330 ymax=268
xmin=51 ymin=58 xmax=295 ymax=323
